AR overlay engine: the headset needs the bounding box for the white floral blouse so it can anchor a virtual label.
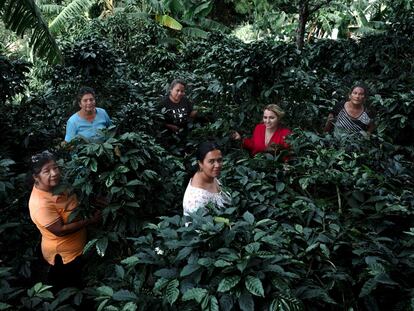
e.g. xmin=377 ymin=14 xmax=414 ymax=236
xmin=183 ymin=178 xmax=230 ymax=216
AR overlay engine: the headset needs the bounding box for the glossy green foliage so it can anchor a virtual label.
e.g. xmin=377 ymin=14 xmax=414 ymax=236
xmin=0 ymin=11 xmax=413 ymax=311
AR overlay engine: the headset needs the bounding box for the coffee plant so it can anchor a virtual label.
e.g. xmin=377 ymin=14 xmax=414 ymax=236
xmin=1 ymin=9 xmax=414 ymax=310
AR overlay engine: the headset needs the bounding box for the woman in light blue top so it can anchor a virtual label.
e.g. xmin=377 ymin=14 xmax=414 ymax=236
xmin=65 ymin=87 xmax=112 ymax=142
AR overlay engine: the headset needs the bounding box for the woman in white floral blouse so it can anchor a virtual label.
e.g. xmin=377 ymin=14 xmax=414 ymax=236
xmin=183 ymin=142 xmax=230 ymax=216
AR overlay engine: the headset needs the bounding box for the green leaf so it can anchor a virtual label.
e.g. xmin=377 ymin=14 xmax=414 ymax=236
xmin=176 ymin=247 xmax=193 ymax=261
xmin=97 ymin=286 xmax=113 ymax=297
xmin=181 ymin=27 xmax=208 ymax=39
xmin=112 ymin=290 xmax=137 ymax=301
xmin=245 ymin=276 xmax=264 ymax=297
xmin=154 ymin=278 xmax=169 ymax=293
xmin=193 ymin=1 xmax=212 ymax=16
xmin=154 ymin=268 xmax=178 ymax=278
xmin=305 ymin=242 xmax=319 ymax=253
xmin=90 ymin=158 xmax=98 ymax=172
xmin=214 ymin=260 xmax=232 ymax=267
xmin=126 ymin=179 xmax=141 ymax=186
xmin=320 ymin=243 xmax=330 ymax=257
xmin=36 ymin=290 xmax=54 ymax=299
xmin=275 ymin=182 xmax=285 ymax=192
xmin=352 ymin=191 xmax=365 ymax=202
xmin=121 ymin=256 xmax=139 ymax=266
xmin=245 ymin=242 xmax=260 ymax=254
xmin=359 ymin=278 xmax=377 ymax=297
xmin=0 ymin=302 xmax=11 ymax=310
xmin=209 ymin=295 xmax=219 ymax=311
xmin=165 ymin=279 xmax=179 ymax=305
xmin=198 ymin=257 xmax=214 ymax=267
xmin=376 ymin=273 xmax=398 ymax=286
xmin=48 ymin=0 xmax=95 ymax=34
xmin=1 ymin=0 xmax=62 ymax=63
xmin=96 ymin=237 xmax=108 ymax=257
xmin=122 ymin=302 xmax=137 ymax=311
xmin=114 ymin=265 xmax=125 ymax=279
xmin=255 ymin=219 xmax=273 ymax=227
xmin=155 ymin=14 xmax=183 ymax=30
xmin=180 ymin=264 xmax=200 ymax=277
xmin=214 ymin=216 xmax=230 ymax=225
xmin=182 ymin=288 xmax=208 ymax=303
xmin=97 ymin=298 xmax=109 ymax=311
xmin=218 ymin=275 xmax=241 ymax=292
xmin=238 ymin=293 xmax=254 ymax=311
xmin=106 ymin=175 xmax=114 ymax=187
xmin=243 ymin=211 xmax=255 ymax=225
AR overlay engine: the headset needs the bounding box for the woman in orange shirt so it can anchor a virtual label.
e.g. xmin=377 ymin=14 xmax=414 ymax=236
xmin=28 ymin=151 xmax=101 ymax=290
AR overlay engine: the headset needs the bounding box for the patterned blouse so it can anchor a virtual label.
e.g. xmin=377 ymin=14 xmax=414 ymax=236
xmin=183 ymin=179 xmax=230 ymax=216
xmin=331 ymin=102 xmax=373 ymax=133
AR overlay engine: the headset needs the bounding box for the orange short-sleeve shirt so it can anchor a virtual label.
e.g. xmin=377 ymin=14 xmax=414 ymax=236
xmin=28 ymin=186 xmax=87 ymax=265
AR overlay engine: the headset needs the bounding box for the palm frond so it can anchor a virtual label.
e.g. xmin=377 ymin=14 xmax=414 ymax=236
xmin=48 ymin=0 xmax=95 ymax=34
xmin=0 ymin=0 xmax=62 ymax=64
xmin=39 ymin=4 xmax=63 ymax=15
xmin=181 ymin=26 xmax=208 ymax=38
xmin=155 ymin=14 xmax=182 ymax=30
xmin=199 ymin=18 xmax=230 ymax=33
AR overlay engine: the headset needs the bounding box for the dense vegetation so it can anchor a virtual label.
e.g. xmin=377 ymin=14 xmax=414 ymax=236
xmin=1 ymin=1 xmax=414 ymax=310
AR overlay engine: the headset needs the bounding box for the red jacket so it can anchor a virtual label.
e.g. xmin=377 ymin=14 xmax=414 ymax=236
xmin=243 ymin=123 xmax=291 ymax=156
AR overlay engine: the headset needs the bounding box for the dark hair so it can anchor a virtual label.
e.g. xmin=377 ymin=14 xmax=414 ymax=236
xmin=76 ymin=86 xmax=96 ymax=104
xmin=28 ymin=150 xmax=56 ymax=186
xmin=184 ymin=141 xmax=221 ymax=184
xmin=169 ymin=79 xmax=186 ymax=91
xmin=30 ymin=150 xmax=56 ymax=174
xmin=196 ymin=141 xmax=220 ymax=162
xmin=349 ymin=83 xmax=369 ymax=97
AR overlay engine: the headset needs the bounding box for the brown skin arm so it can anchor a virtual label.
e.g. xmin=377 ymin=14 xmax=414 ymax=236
xmin=367 ymin=121 xmax=375 ymax=134
xmin=265 ymin=142 xmax=280 ymax=153
xmin=46 ymin=210 xmax=102 ymax=237
xmin=189 ymin=110 xmax=197 ymax=119
xmin=324 ymin=113 xmax=335 ymax=132
xmin=165 ymin=123 xmax=180 ymax=133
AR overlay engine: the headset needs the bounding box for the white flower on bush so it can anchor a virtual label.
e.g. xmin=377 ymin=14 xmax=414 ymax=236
xmin=155 ymin=247 xmax=164 ymax=255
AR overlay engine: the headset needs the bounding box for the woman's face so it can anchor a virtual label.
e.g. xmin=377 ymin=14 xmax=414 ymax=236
xmin=263 ymin=109 xmax=278 ymax=130
xmin=169 ymin=83 xmax=185 ymax=103
xmin=349 ymin=87 xmax=366 ymax=105
xmin=34 ymin=160 xmax=60 ymax=192
xmin=199 ymin=149 xmax=223 ymax=179
xmin=79 ymin=93 xmax=96 ymax=114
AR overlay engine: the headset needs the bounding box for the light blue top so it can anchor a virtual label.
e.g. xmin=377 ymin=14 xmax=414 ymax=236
xmin=65 ymin=107 xmax=112 ymax=142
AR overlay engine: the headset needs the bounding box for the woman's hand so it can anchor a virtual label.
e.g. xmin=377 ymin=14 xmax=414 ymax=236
xmin=46 ymin=210 xmax=102 ymax=237
xmin=231 ymin=131 xmax=241 ymax=140
xmin=88 ymin=210 xmax=102 ymax=225
xmin=90 ymin=195 xmax=110 ymax=209
xmin=265 ymin=142 xmax=280 ymax=153
xmin=324 ymin=113 xmax=335 ymax=132
xmin=166 ymin=123 xmax=180 ymax=133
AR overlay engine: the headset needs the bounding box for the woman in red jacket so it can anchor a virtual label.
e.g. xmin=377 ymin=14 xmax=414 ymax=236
xmin=232 ymin=104 xmax=291 ymax=156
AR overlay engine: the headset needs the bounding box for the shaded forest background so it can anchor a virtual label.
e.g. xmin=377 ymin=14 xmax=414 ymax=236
xmin=1 ymin=0 xmax=414 ymax=310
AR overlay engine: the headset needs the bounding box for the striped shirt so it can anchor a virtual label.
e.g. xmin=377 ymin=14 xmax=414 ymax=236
xmin=331 ymin=102 xmax=373 ymax=133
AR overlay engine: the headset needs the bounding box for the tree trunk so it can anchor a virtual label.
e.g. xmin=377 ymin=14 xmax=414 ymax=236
xmin=296 ymin=0 xmax=309 ymax=50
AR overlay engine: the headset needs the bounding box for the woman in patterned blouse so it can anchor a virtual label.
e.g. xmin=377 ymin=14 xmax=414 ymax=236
xmin=324 ymin=84 xmax=375 ymax=134
xmin=183 ymin=142 xmax=230 ymax=216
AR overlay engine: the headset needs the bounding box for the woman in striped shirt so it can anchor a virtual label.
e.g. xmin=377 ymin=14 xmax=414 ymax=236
xmin=324 ymin=84 xmax=375 ymax=134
